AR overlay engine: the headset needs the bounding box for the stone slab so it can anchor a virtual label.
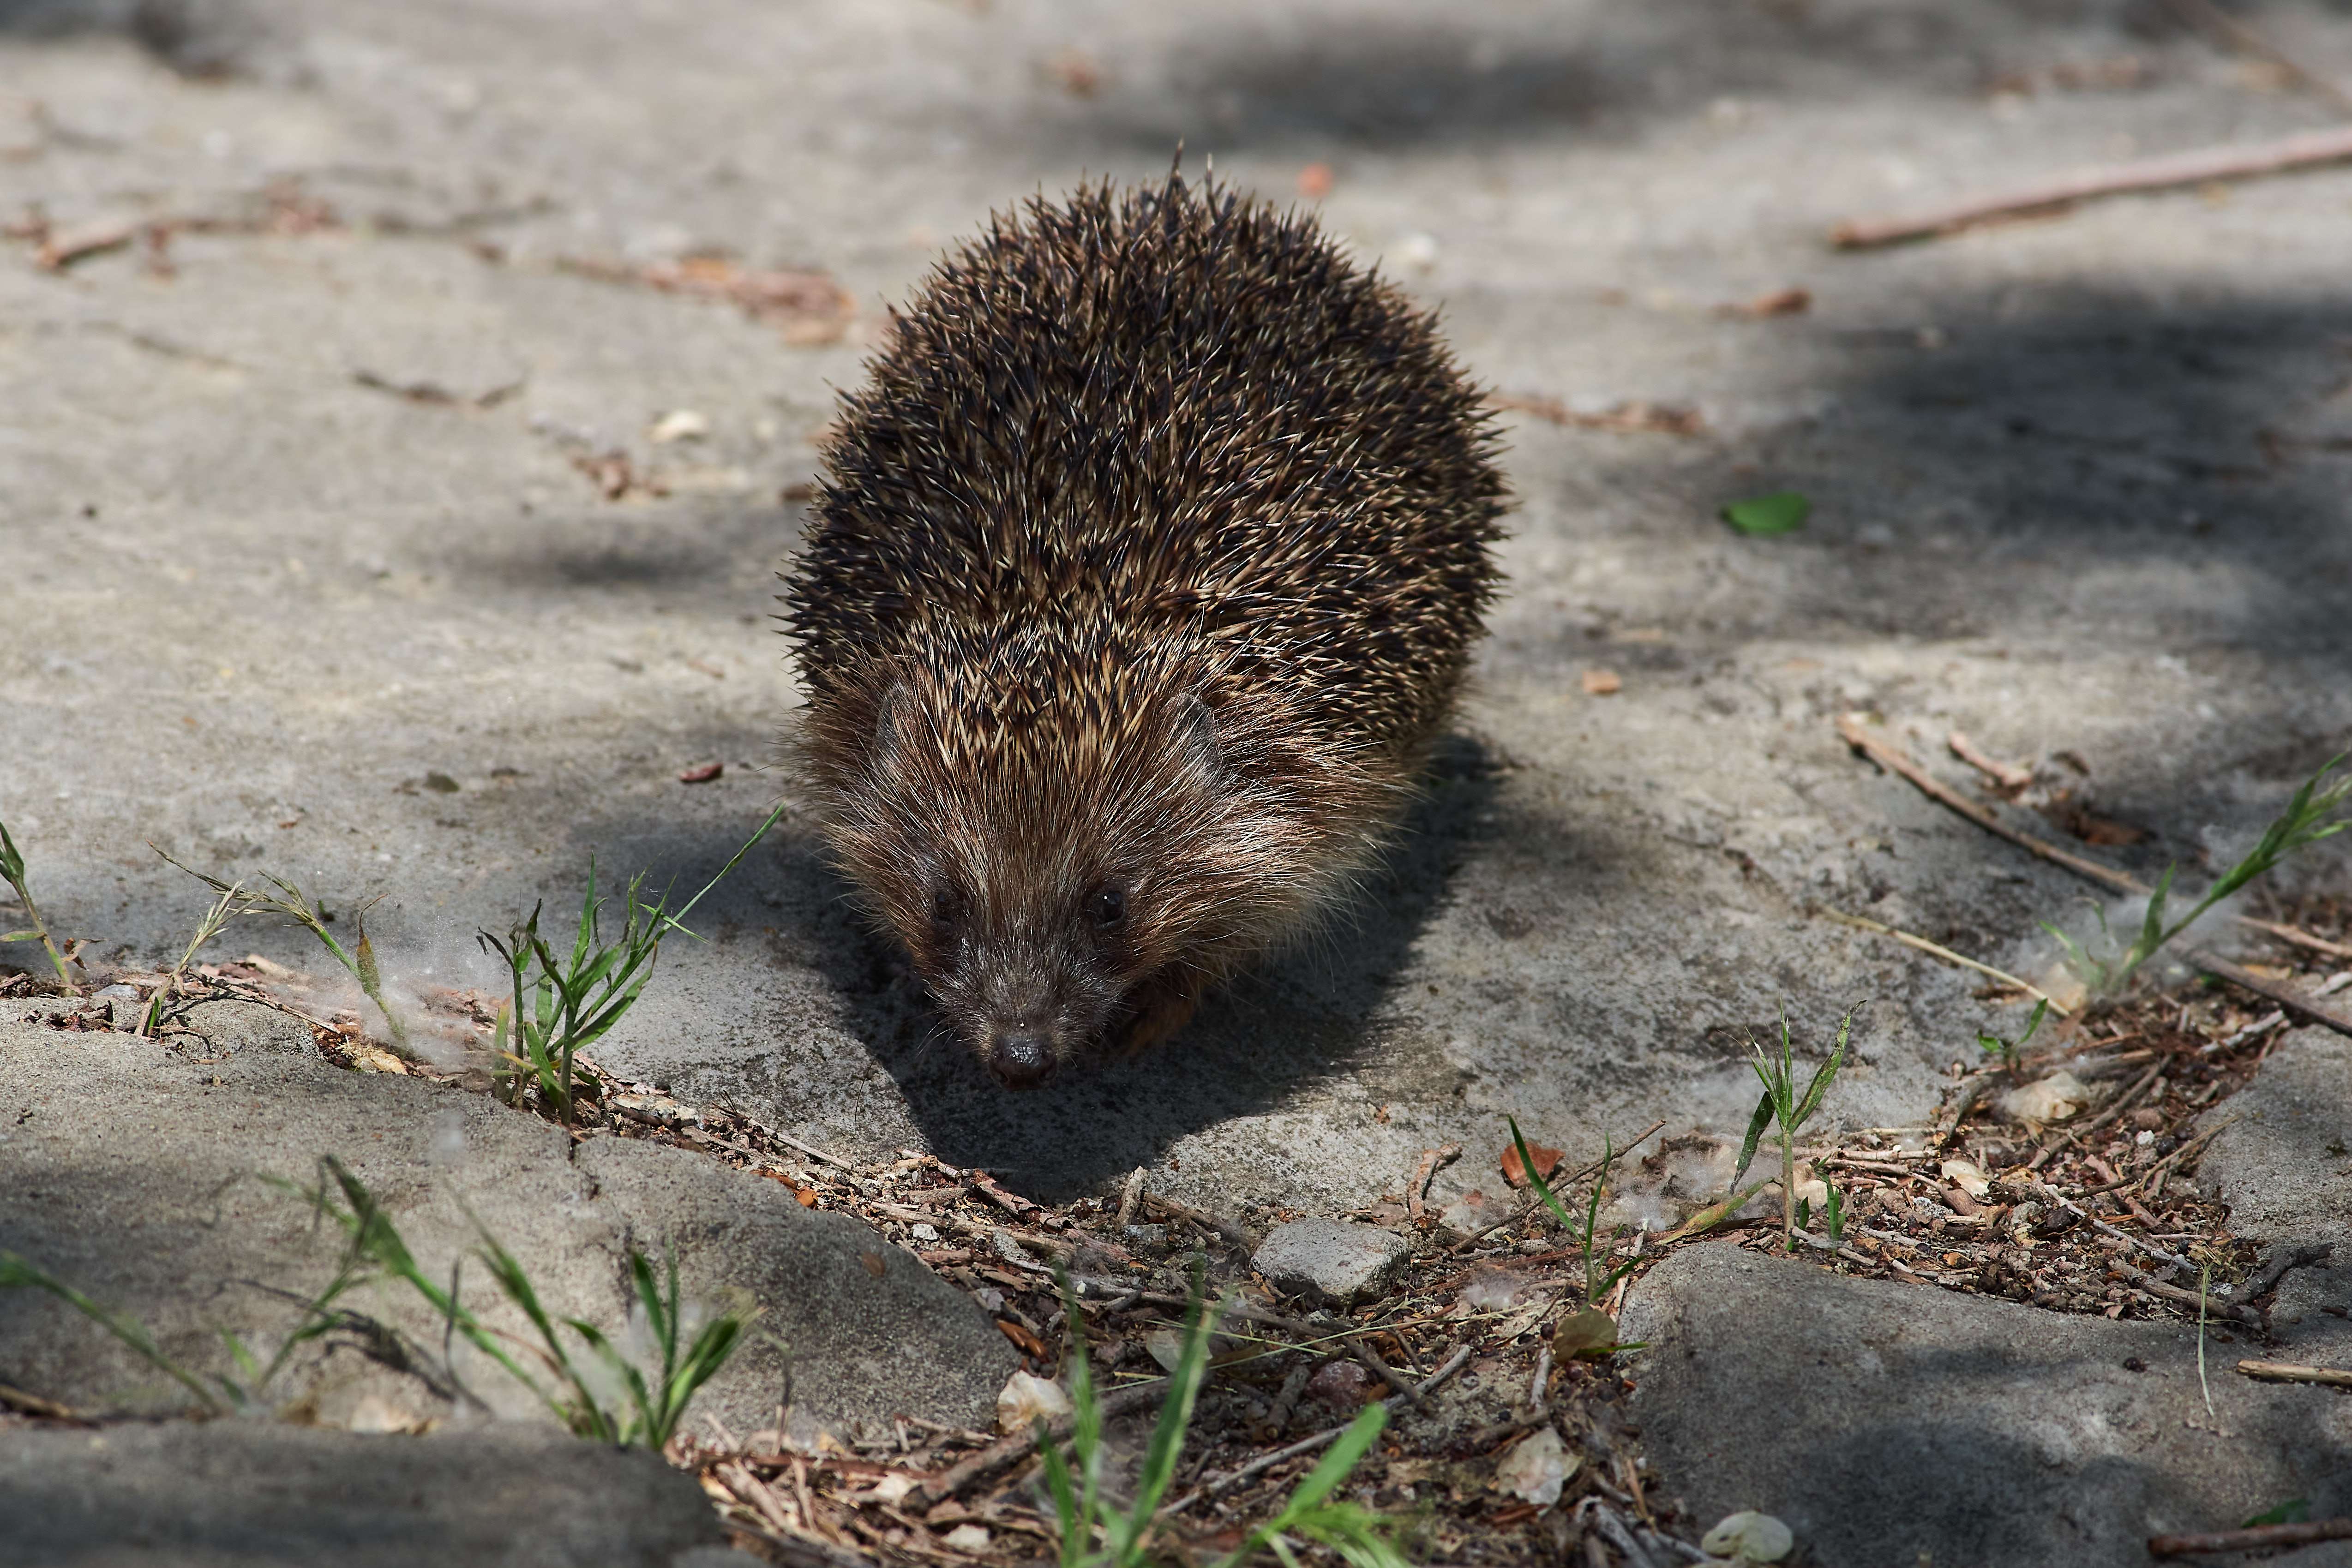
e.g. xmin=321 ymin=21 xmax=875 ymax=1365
xmin=2 ymin=0 xmax=2351 ymax=1223
xmin=1622 ymin=1244 xmax=2352 ymax=1568
xmin=2198 ymin=1026 xmax=2352 ymax=1251
xmin=0 ymin=1419 xmax=733 ymax=1567
xmin=1251 ymin=1218 xmax=1411 ymax=1306
xmin=0 ymin=1008 xmax=1013 ymax=1436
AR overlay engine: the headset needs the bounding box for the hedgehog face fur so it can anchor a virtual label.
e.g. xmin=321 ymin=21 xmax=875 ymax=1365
xmin=782 ymin=172 xmax=1506 ymax=1088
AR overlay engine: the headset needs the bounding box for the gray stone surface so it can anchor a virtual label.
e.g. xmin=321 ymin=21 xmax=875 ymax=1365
xmin=1251 ymin=1217 xmax=1411 ymax=1306
xmin=574 ymin=1136 xmax=1020 ymax=1438
xmin=2198 ymin=1026 xmax=2352 ymax=1251
xmin=0 ymin=1009 xmax=1013 ymax=1436
xmin=1622 ymin=1244 xmax=2352 ymax=1568
xmin=182 ymin=997 xmax=318 ymax=1058
xmin=0 ymin=1419 xmax=733 ymax=1567
xmin=2 ymin=0 xmax=2352 ymax=1223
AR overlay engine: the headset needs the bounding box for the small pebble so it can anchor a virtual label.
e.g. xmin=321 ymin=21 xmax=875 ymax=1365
xmin=1701 ymin=1510 xmax=1794 ymax=1563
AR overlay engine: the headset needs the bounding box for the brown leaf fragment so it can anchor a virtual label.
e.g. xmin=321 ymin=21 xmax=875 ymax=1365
xmin=1581 ymin=669 xmax=1623 ymax=696
xmin=35 ymin=217 xmax=135 ymax=271
xmin=1719 ymin=286 xmax=1812 ymax=318
xmin=555 ymin=253 xmax=853 ymax=337
xmin=677 ymin=761 xmax=725 ymax=784
xmin=1500 ymin=1139 xmax=1562 ymax=1189
xmin=995 ymin=1318 xmax=1046 ymax=1358
xmin=1550 ymin=1307 xmax=1620 ymax=1359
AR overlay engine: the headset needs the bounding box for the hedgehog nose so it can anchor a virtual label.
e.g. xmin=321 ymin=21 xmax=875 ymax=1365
xmin=989 ymin=1031 xmax=1055 ymax=1089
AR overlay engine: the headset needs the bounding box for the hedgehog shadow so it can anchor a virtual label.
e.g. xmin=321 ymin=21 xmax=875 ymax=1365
xmin=807 ymin=733 xmax=1506 ymax=1202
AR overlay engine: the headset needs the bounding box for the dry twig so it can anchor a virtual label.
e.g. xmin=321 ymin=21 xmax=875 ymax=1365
xmin=2236 ymin=1359 xmax=2352 ymax=1389
xmin=2149 ymin=1518 xmax=2352 ymax=1557
xmin=2185 ymin=949 xmax=2352 ymax=1041
xmin=2161 ymin=0 xmax=2352 ymax=115
xmin=1948 ymin=730 xmax=2034 ymax=793
xmin=1838 ymin=716 xmax=2352 ymax=984
xmin=1819 ymin=904 xmax=2073 ymax=1013
xmin=1408 ymin=1142 xmax=1463 ymax=1224
xmin=1830 ymin=125 xmax=2352 ymax=248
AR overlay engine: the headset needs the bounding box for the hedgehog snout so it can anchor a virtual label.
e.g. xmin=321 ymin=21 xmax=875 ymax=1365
xmin=984 ymin=1027 xmax=1056 ymax=1089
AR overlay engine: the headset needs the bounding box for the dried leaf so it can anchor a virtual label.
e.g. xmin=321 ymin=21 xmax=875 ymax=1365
xmin=1493 ymin=1427 xmax=1577 ymax=1507
xmin=1500 ymin=1138 xmax=1563 ymax=1187
xmin=1551 ymin=1307 xmax=1620 ymax=1359
xmin=995 ymin=1369 xmax=1072 ymax=1432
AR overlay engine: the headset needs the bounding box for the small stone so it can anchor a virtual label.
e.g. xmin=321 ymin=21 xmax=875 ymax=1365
xmin=1701 ymin=1510 xmax=1794 ymax=1563
xmin=1303 ymin=1359 xmax=1375 ymax=1411
xmin=647 ymin=408 xmax=711 ymax=443
xmin=942 ymin=1524 xmax=991 ymax=1552
xmin=1252 ymin=1217 xmax=1410 ymax=1306
xmin=995 ymin=1370 xmax=1071 ymax=1433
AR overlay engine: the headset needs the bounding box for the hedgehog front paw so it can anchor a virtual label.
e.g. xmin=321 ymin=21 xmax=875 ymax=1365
xmin=1116 ymin=978 xmax=1202 ymax=1055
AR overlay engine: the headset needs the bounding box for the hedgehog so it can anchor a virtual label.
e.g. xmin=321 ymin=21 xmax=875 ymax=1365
xmin=780 ymin=171 xmax=1506 ymax=1089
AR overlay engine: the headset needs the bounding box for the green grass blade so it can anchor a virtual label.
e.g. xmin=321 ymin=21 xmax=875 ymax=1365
xmin=1116 ymin=1282 xmax=1220 ymax=1563
xmin=1729 ymin=1087 xmax=1774 ymax=1191
xmin=1794 ymin=1004 xmax=1859 ymax=1125
xmin=1507 ymin=1118 xmax=1578 ymax=1234
xmin=0 ymin=1250 xmax=225 ymax=1414
xmin=1037 ymin=1428 xmax=1086 ymax=1568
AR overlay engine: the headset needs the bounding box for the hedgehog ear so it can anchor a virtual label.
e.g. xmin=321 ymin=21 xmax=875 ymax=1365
xmin=872 ymin=681 xmax=916 ymax=760
xmin=1177 ymin=693 xmax=1224 ymax=784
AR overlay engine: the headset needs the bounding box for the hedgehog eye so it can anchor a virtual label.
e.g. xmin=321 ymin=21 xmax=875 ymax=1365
xmin=1089 ymin=883 xmax=1127 ymax=931
xmin=930 ymin=885 xmax=963 ymax=935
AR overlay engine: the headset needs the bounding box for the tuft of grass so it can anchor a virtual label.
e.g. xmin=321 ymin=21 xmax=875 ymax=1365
xmin=0 ymin=1250 xmax=227 ymax=1413
xmin=140 ymin=878 xmax=247 ymax=1035
xmin=480 ymin=802 xmax=787 ymax=1124
xmin=1819 ymin=1175 xmax=1848 ymax=1245
xmin=293 ymin=1155 xmax=750 ymax=1446
xmin=2 ymin=1159 xmax=748 ymax=1446
xmin=1734 ymin=1003 xmax=1860 ymax=1252
xmin=1038 ymin=1269 xmax=1410 ymax=1568
xmin=156 ymin=848 xmax=414 ymax=1051
xmin=1509 ymin=1121 xmax=1638 ymax=1313
xmin=2046 ymin=752 xmax=2352 ymax=998
xmin=1974 ymin=995 xmax=2049 ymax=1080
xmin=0 ymin=814 xmax=78 ymax=994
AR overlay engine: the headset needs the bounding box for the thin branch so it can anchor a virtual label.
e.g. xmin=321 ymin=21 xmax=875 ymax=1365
xmin=1838 ymin=715 xmax=2352 ymax=978
xmin=2185 ymin=948 xmax=2352 ymax=1041
xmin=2162 ymin=0 xmax=2352 ymax=116
xmin=1818 ymin=904 xmax=2073 ymax=1014
xmin=1170 ymin=1345 xmax=1473 ymax=1510
xmin=1831 ymin=125 xmax=2352 ymax=249
xmin=2236 ymin=1359 xmax=2352 ymax=1390
xmin=2150 ymin=1518 xmax=2352 ymax=1557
